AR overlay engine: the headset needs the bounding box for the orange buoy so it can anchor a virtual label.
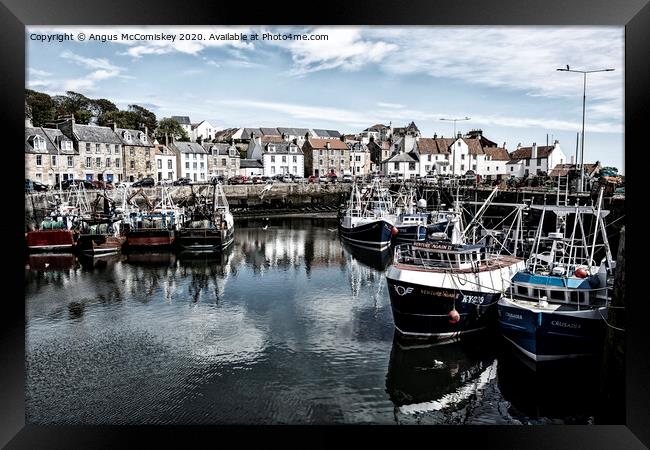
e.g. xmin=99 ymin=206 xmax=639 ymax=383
xmin=391 ymin=226 xmax=399 ymax=237
xmin=448 ymin=309 xmax=460 ymax=324
xmin=574 ymin=267 xmax=588 ymax=278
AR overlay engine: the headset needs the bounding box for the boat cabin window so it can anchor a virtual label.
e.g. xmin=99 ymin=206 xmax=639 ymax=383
xmin=569 ymin=291 xmax=580 ymax=303
xmin=516 ymin=285 xmax=528 ymax=297
xmin=550 ymin=289 xmax=566 ymax=301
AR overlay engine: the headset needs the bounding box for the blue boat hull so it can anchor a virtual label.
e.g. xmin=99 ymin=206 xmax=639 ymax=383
xmin=497 ymin=300 xmax=606 ymax=361
xmin=394 ymin=224 xmax=427 ymax=243
xmin=339 ymin=219 xmax=394 ymax=251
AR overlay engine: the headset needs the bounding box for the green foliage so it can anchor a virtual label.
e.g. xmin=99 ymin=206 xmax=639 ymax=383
xmin=156 ymin=118 xmax=190 ymax=142
xmin=128 ymin=105 xmax=157 ymax=133
xmin=25 ymin=89 xmax=56 ymax=127
xmin=98 ymin=110 xmax=141 ymax=129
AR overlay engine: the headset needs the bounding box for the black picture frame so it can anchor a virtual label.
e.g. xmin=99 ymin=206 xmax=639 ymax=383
xmin=1 ymin=0 xmax=647 ymax=448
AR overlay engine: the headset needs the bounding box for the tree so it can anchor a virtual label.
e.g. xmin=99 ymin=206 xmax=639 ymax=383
xmin=52 ymin=91 xmax=93 ymax=124
xmin=128 ymin=105 xmax=157 ymax=133
xmin=92 ymin=98 xmax=118 ymax=123
xmin=98 ymin=110 xmax=141 ymax=129
xmin=156 ymin=118 xmax=190 ymax=143
xmin=25 ymin=89 xmax=55 ymax=127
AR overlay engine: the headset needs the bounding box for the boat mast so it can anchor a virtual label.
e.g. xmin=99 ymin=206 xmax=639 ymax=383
xmin=588 ymin=187 xmax=604 ymax=271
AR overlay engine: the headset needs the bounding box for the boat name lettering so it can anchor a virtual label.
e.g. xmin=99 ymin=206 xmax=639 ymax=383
xmin=551 ymin=320 xmax=581 ymax=329
xmin=505 ymin=312 xmax=523 ymax=320
xmin=420 ymin=289 xmax=456 ymax=298
xmin=393 ymin=285 xmax=414 ymax=296
xmin=413 ymin=242 xmax=454 ymax=251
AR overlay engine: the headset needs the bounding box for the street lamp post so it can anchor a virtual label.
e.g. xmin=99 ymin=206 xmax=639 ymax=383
xmin=556 ymin=66 xmax=614 ymax=192
xmin=440 ymin=117 xmax=470 ymax=177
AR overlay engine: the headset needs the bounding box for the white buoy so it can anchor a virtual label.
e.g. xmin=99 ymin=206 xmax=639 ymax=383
xmin=417 ymin=199 xmax=427 ymax=208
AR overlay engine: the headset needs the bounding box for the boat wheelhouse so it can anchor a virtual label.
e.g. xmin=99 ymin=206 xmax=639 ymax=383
xmin=124 ymin=186 xmax=183 ymax=249
xmin=392 ymin=187 xmax=428 ymax=243
xmin=75 ymin=193 xmax=126 ymax=255
xmin=497 ymin=191 xmax=615 ymax=362
xmin=26 ymin=188 xmax=86 ymax=252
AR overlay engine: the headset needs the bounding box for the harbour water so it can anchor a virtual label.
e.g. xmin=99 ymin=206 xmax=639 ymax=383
xmin=25 ymin=218 xmax=603 ymax=425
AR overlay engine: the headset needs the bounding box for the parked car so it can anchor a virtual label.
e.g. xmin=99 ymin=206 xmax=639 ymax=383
xmin=228 ymin=175 xmax=247 ymax=185
xmin=293 ymin=176 xmax=305 ymax=183
xmin=91 ymin=180 xmax=113 ymax=190
xmin=262 ymin=176 xmax=273 ymax=184
xmin=342 ymin=174 xmax=353 ymax=183
xmin=61 ymin=179 xmax=95 ymax=190
xmin=209 ymin=175 xmax=225 ymax=184
xmin=157 ymin=179 xmax=174 ymax=186
xmin=327 ymin=174 xmax=338 ymax=183
xmin=132 ymin=177 xmax=155 ymax=188
xmin=173 ymin=177 xmax=192 ymax=186
xmin=26 ymin=179 xmax=48 ymax=192
xmin=281 ymin=175 xmax=293 ymax=183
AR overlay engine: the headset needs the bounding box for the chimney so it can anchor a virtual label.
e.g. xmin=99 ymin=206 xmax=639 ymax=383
xmin=433 ymin=133 xmax=437 ymax=139
xmin=70 ymin=113 xmax=75 ymax=125
xmin=325 ymin=142 xmax=330 ymax=149
xmin=554 ymin=139 xmax=559 ymax=146
xmin=111 ymin=122 xmax=117 ymax=131
xmin=531 ymin=142 xmax=537 ymax=160
xmin=457 ymin=131 xmax=462 ymax=139
xmin=570 ymin=155 xmax=575 ymax=164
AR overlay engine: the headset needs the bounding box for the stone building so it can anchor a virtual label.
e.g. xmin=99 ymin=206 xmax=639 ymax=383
xmin=204 ymin=142 xmax=241 ymax=179
xmin=302 ymin=138 xmax=350 ymax=177
xmin=113 ymin=126 xmax=155 ymax=182
xmin=25 ymin=123 xmax=77 ymax=186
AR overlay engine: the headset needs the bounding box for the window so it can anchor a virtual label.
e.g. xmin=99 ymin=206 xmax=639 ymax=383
xmin=293 ymin=166 xmax=297 ymax=173
xmin=96 ymin=143 xmax=101 ymax=153
xmin=525 ymin=159 xmax=529 ymax=166
xmin=271 ymin=156 xmax=275 ymax=163
xmin=193 ymin=154 xmax=197 ymax=160
xmin=445 ymin=154 xmax=449 ymax=160
xmin=129 ymin=147 xmax=135 ymax=156
xmin=146 ymin=161 xmax=151 ymax=170
xmin=36 ymin=155 xmax=42 ymax=166
xmin=115 ymin=158 xmax=120 ymax=168
xmin=221 ymin=158 xmax=227 ymax=166
xmin=472 ymin=164 xmax=476 ymax=171
xmin=185 ymin=173 xmax=190 ymax=178
xmin=106 ymin=158 xmax=111 ymax=168
xmin=460 ymin=165 xmax=465 ymax=171
xmin=157 ymin=160 xmax=162 ymax=169
xmin=124 ymin=131 xmax=131 ymax=142
xmin=145 ymin=148 xmax=150 ymax=157
xmin=473 ymin=154 xmax=477 ymax=160
xmin=409 ymin=162 xmax=416 ymax=170
xmin=193 ymin=162 xmax=197 ymax=169
xmin=130 ymin=160 xmax=135 ymax=169
xmin=341 ymin=159 xmax=345 ymax=165
xmin=293 ymin=155 xmax=297 ymax=163
xmin=319 ymin=159 xmax=323 ymax=166
xmin=461 ymin=154 xmax=465 ymax=160
xmin=551 ymin=290 xmax=565 ymax=301
xmin=96 ymin=157 xmax=101 ymax=167
xmin=62 ymin=140 xmax=72 ymax=151
xmin=115 ymin=144 xmax=120 ymax=154
xmin=282 ymin=156 xmax=286 ymax=163
xmin=86 ymin=143 xmax=91 ymax=153
xmin=428 ymin=155 xmax=432 ymax=161
xmin=200 ymin=162 xmax=204 ymax=169
xmin=271 ymin=167 xmax=275 ymax=174
xmin=141 ymin=134 xmax=148 ymax=144
xmin=457 ymin=141 xmax=461 ymax=147
xmin=67 ymin=156 xmax=73 ymax=167
xmin=516 ymin=285 xmax=528 ymax=296
xmin=85 ymin=157 xmax=92 ymax=168
xmin=200 ymin=154 xmax=204 ymax=159
xmin=167 ymin=160 xmax=172 ymax=169
xmin=185 ymin=162 xmax=190 ymax=169
xmin=168 ymin=171 xmax=173 ymax=179
xmin=510 ymin=166 xmax=514 ymax=172
xmin=35 ymin=173 xmax=42 ymax=181
xmin=486 ymin=166 xmax=490 ymax=171
xmin=394 ymin=162 xmax=399 ymax=170
xmin=319 ymin=150 xmax=323 ymax=156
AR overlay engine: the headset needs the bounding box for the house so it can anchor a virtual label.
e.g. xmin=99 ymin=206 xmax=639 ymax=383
xmin=154 ymin=144 xmax=178 ymax=182
xmin=169 ymin=141 xmax=209 ymax=182
xmin=381 ymin=151 xmax=419 ymax=179
xmin=113 ymin=126 xmax=155 ymax=182
xmin=213 ymin=128 xmax=240 ymax=143
xmin=239 ymin=159 xmax=264 ymax=177
xmin=25 ymin=123 xmax=77 ymax=185
xmin=171 ymin=116 xmax=193 ymax=138
xmin=54 ymin=116 xmax=124 ymax=183
xmin=204 ymin=142 xmax=241 ymax=179
xmin=302 ymin=138 xmax=350 ymax=177
xmin=480 ymin=146 xmax=511 ymax=180
xmin=412 ymin=137 xmax=453 ymax=176
xmin=359 ymin=123 xmax=391 ymax=144
xmin=347 ymin=141 xmax=371 ymax=177
xmin=508 ymin=141 xmax=567 ymax=177
xmin=548 ymin=161 xmax=601 ymax=178
xmin=367 ymin=138 xmax=391 ymax=173
xmin=191 ymin=120 xmax=216 ymax=142
xmin=246 ymin=137 xmax=304 ymax=177
xmin=276 ymin=127 xmax=311 ymax=145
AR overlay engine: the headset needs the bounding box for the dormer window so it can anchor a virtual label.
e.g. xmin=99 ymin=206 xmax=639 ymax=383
xmin=268 ymin=145 xmax=275 ymax=153
xmin=61 ymin=140 xmax=72 ymax=151
xmin=31 ymin=135 xmax=46 ymax=151
xmin=123 ymin=131 xmax=132 ymax=142
xmin=140 ymin=133 xmax=148 ymax=144
xmin=229 ymin=148 xmax=236 ymax=157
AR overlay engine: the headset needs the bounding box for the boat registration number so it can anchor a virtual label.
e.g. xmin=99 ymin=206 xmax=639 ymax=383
xmin=461 ymin=295 xmax=485 ymax=305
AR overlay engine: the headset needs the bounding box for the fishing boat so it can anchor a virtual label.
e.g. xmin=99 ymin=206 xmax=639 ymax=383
xmin=26 ymin=188 xmax=85 ymax=252
xmin=392 ymin=186 xmax=429 ymax=243
xmin=385 ymin=187 xmax=526 ymax=340
xmin=338 ymin=178 xmax=398 ymax=251
xmin=124 ymin=186 xmax=183 ymax=249
xmin=75 ymin=192 xmax=126 ymax=255
xmin=176 ymin=182 xmax=234 ymax=252
xmin=497 ymin=189 xmax=615 ymax=362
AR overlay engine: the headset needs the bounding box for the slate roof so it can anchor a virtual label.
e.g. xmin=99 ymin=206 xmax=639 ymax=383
xmin=548 ymin=163 xmax=600 ymax=177
xmin=311 ymin=129 xmax=342 ymax=138
xmin=305 ymin=138 xmax=348 ymax=150
xmin=169 ymin=141 xmax=207 ymax=154
xmin=240 ymin=159 xmax=264 ymax=169
xmin=25 ymin=127 xmax=63 ymax=154
xmin=171 ymin=116 xmax=191 ymax=125
xmin=42 ymin=128 xmax=75 ymax=155
xmin=203 ymin=143 xmax=239 ymax=156
xmin=277 ymin=127 xmax=310 ymax=137
xmin=72 ymin=124 xmax=122 ymax=144
xmin=510 ymin=145 xmax=555 ymax=160
xmin=263 ymin=142 xmax=304 ymax=154
xmin=115 ymin=127 xmax=154 ymax=147
xmin=242 ymin=128 xmax=262 ymax=138
xmin=483 ymin=147 xmax=510 ymax=161
xmin=385 ymin=152 xmax=418 ymax=163
xmin=260 ymin=127 xmax=280 ymax=136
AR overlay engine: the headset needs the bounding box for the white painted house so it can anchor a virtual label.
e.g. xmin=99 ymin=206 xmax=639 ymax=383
xmin=247 ymin=137 xmax=304 ymax=177
xmin=191 ymin=120 xmax=216 ymax=142
xmin=171 ymin=116 xmax=193 ymax=138
xmin=169 ymin=141 xmax=208 ymax=182
xmin=508 ymin=141 xmax=567 ymax=177
xmin=154 ymin=144 xmax=178 ymax=182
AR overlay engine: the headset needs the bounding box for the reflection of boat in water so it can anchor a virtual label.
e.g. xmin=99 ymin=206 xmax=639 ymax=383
xmin=341 ymin=240 xmax=392 ymax=271
xmin=125 ymin=252 xmax=177 ymax=266
xmin=177 ymin=245 xmax=232 ymax=266
xmin=26 ymin=253 xmax=77 ymax=271
xmin=496 ymin=346 xmax=598 ymax=423
xmin=386 ymin=333 xmax=498 ymax=423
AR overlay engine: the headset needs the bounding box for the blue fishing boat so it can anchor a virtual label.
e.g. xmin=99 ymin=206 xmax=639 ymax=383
xmin=497 ymin=191 xmax=615 ymax=362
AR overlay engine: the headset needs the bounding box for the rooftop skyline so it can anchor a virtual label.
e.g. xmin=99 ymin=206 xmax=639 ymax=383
xmin=26 ymin=26 xmax=624 ymax=171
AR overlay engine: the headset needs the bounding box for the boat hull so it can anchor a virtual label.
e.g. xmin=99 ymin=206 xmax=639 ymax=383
xmin=125 ymin=229 xmax=175 ymax=249
xmin=177 ymin=227 xmax=234 ymax=252
xmin=386 ymin=277 xmax=500 ymax=340
xmin=497 ymin=297 xmax=607 ymax=361
xmin=338 ymin=219 xmax=394 ymax=251
xmin=26 ymin=230 xmax=75 ymax=252
xmin=394 ymin=224 xmax=427 ymax=243
xmin=76 ymin=234 xmax=126 ymax=255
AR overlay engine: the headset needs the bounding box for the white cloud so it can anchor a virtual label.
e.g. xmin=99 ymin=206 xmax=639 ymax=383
xmin=376 ymin=102 xmax=404 ymax=109
xmin=28 ymin=68 xmax=51 ymax=77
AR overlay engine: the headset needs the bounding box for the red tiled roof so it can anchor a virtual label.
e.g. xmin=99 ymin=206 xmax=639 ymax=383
xmin=464 ymin=138 xmax=484 ymax=155
xmin=306 ymin=138 xmax=348 ymax=150
xmin=416 ymin=138 xmax=453 ymax=154
xmin=510 ymin=145 xmax=555 ymax=159
xmin=548 ymin=163 xmax=600 ymax=177
xmin=484 ymin=147 xmax=510 ymax=161
xmin=261 ymin=135 xmax=285 ymax=143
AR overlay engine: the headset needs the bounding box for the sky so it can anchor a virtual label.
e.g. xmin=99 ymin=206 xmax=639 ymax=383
xmin=26 ymin=26 xmax=624 ymax=171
